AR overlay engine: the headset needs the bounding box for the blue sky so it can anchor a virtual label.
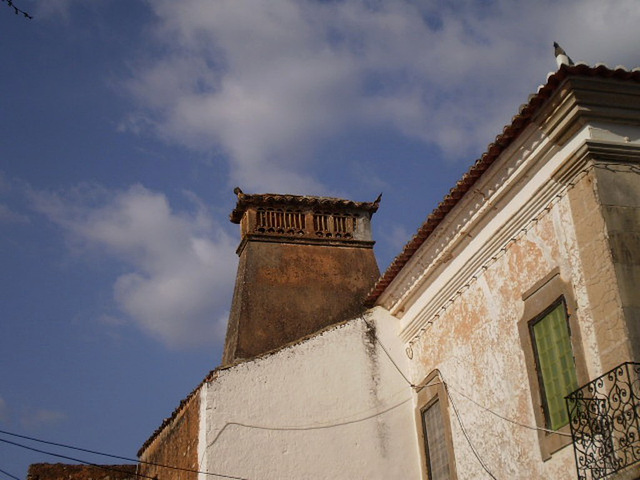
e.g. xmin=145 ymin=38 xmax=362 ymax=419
xmin=1 ymin=0 xmax=639 ymax=477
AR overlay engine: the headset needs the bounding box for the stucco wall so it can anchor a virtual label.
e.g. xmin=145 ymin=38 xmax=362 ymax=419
xmin=200 ymin=318 xmax=419 ymax=480
xmin=392 ymin=147 xmax=640 ymax=479
xmin=407 ymin=181 xmax=588 ymax=479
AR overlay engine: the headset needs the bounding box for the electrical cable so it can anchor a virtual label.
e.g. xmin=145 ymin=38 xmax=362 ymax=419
xmin=0 ymin=392 xmax=410 ymax=480
xmin=0 ymin=432 xmax=249 ymax=480
xmin=442 ymin=381 xmax=498 ymax=480
xmin=443 ymin=381 xmax=572 ymax=437
xmin=0 ymin=0 xmax=32 ymax=18
xmin=206 ymin=396 xmax=411 ymax=449
xmin=0 ymin=437 xmax=156 ymax=480
xmin=0 ymin=467 xmax=20 ymax=480
xmin=358 ymin=315 xmax=417 ymax=388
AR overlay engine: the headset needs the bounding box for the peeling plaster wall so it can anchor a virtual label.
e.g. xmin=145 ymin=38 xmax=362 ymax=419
xmin=407 ymin=186 xmax=587 ymax=479
xmin=392 ymin=133 xmax=640 ymax=478
xmin=199 ymin=318 xmax=419 ymax=480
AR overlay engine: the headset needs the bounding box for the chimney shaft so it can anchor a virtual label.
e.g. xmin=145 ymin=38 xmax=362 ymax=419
xmin=222 ymin=190 xmax=381 ymax=365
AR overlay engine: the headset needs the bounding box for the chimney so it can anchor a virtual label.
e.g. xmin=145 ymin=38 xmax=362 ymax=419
xmin=221 ymin=188 xmax=381 ymax=365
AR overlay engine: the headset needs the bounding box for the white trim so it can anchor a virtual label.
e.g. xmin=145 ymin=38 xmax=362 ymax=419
xmin=395 ymin=136 xmax=640 ymax=346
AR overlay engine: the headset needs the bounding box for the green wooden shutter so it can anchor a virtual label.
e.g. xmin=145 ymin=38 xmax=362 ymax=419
xmin=532 ymin=301 xmax=578 ymax=430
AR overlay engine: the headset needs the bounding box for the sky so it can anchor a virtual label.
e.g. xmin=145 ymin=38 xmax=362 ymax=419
xmin=1 ymin=0 xmax=639 ymax=478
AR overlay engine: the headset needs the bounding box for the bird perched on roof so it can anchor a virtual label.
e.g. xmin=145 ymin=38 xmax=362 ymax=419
xmin=554 ymin=42 xmax=574 ymax=68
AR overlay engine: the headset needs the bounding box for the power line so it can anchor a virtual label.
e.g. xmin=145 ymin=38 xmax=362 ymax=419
xmin=0 ymin=433 xmax=249 ymax=480
xmin=0 ymin=0 xmax=32 ymax=19
xmin=443 ymin=381 xmax=498 ymax=480
xmin=206 ymin=396 xmax=411 ymax=450
xmin=0 ymin=437 xmax=154 ymax=480
xmin=443 ymin=381 xmax=572 ymax=437
xmin=0 ymin=466 xmax=20 ymax=480
xmin=358 ymin=315 xmax=417 ymax=388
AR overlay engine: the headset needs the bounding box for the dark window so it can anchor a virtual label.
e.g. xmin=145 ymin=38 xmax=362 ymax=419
xmin=422 ymin=398 xmax=451 ymax=480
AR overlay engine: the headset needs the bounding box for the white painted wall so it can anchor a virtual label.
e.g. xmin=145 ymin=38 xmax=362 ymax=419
xmin=199 ymin=317 xmax=420 ymax=480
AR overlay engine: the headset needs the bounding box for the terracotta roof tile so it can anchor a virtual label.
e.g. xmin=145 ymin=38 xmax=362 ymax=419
xmin=230 ymin=190 xmax=381 ymax=224
xmin=365 ymin=63 xmax=640 ymax=307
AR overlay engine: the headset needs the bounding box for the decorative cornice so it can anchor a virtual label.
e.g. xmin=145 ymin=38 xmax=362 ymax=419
xmin=366 ymin=64 xmax=640 ymax=307
xmin=380 ymin=124 xmax=557 ymax=314
xmin=398 ymin=140 xmax=640 ymax=347
xmin=230 ymin=189 xmax=381 ymax=224
xmin=235 ymin=233 xmax=375 ymax=255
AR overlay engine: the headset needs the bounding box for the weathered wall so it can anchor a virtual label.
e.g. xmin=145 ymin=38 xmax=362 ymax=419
xmin=27 ymin=464 xmax=137 ymax=480
xmin=386 ymin=129 xmax=640 ymax=478
xmin=138 ymin=392 xmax=200 ymax=480
xmin=200 ymin=317 xmax=419 ymax=480
xmin=593 ymin=164 xmax=640 ymax=362
xmin=407 ymin=182 xmax=588 ymax=479
xmin=223 ymin=241 xmax=379 ymax=364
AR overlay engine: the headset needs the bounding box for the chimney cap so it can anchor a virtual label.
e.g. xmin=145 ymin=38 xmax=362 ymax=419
xmin=230 ymin=189 xmax=381 ymax=224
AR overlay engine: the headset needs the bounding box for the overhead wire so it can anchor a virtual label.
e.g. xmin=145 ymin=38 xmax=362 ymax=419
xmin=0 ymin=0 xmax=32 ymax=18
xmin=0 ymin=316 xmax=415 ymax=479
xmin=206 ymin=395 xmax=411 ymax=450
xmin=443 ymin=381 xmax=572 ymax=437
xmin=362 ymin=308 xmax=563 ymax=480
xmin=442 ymin=381 xmax=498 ymax=480
xmin=358 ymin=315 xmax=417 ymax=388
xmin=0 ymin=437 xmax=156 ymax=480
xmin=4 ymin=173 xmax=604 ymax=478
xmin=0 ymin=431 xmax=250 ymax=480
xmin=0 ymin=466 xmax=20 ymax=480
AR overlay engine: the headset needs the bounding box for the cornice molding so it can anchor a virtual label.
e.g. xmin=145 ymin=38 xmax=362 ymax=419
xmin=235 ymin=233 xmax=375 ymax=255
xmin=379 ymin=122 xmax=557 ymax=314
xmin=379 ymin=77 xmax=640 ymax=314
xmin=397 ymin=139 xmax=640 ymax=346
xmin=368 ymin=67 xmax=640 ymax=307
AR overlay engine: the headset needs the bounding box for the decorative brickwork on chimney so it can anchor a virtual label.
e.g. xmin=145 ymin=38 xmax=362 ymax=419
xmin=222 ymin=189 xmax=381 ymax=365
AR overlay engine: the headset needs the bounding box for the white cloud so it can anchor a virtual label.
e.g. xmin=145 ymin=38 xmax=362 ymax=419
xmin=0 ymin=204 xmax=30 ymax=224
xmin=0 ymin=172 xmax=30 ymax=224
xmin=33 ymin=0 xmax=75 ymax=21
xmin=30 ymin=184 xmax=237 ymax=348
xmin=121 ymin=0 xmax=640 ymax=194
xmin=20 ymin=408 xmax=66 ymax=430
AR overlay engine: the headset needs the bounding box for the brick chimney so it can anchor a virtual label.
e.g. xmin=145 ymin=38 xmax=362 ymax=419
xmin=221 ymin=188 xmax=381 ymax=365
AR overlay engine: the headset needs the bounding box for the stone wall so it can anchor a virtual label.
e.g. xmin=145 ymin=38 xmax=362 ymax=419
xmin=138 ymin=391 xmax=200 ymax=480
xmin=27 ymin=464 xmax=137 ymax=480
xmin=593 ymin=162 xmax=640 ymax=362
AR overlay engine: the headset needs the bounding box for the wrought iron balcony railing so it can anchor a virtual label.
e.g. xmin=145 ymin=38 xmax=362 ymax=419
xmin=566 ymin=362 xmax=640 ymax=480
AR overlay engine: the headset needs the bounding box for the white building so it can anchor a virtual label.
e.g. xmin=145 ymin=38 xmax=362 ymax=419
xmin=137 ymin=64 xmax=640 ymax=480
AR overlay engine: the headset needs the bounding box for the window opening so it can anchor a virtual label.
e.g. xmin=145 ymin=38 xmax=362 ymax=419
xmin=422 ymin=398 xmax=451 ymax=480
xmin=530 ymin=298 xmax=578 ymax=430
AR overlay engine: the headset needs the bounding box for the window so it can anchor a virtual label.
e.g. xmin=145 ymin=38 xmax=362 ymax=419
xmin=518 ymin=269 xmax=587 ymax=459
xmin=530 ymin=298 xmax=578 ymax=430
xmin=416 ymin=373 xmax=456 ymax=480
xmin=422 ymin=399 xmax=452 ymax=480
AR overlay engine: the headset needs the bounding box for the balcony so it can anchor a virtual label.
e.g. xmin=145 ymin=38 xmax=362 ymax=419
xmin=566 ymin=362 xmax=640 ymax=480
